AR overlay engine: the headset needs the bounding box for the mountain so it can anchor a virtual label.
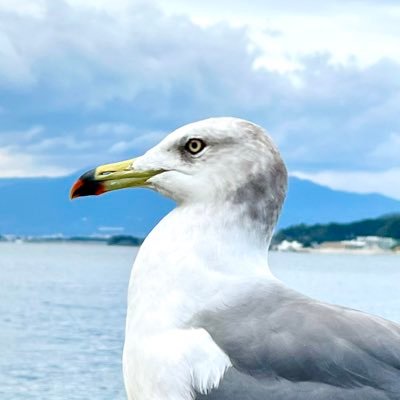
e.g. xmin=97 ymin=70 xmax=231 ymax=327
xmin=278 ymin=178 xmax=400 ymax=227
xmin=0 ymin=175 xmax=400 ymax=237
xmin=0 ymin=175 xmax=173 ymax=237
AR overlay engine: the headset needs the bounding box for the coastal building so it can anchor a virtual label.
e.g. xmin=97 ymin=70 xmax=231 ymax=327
xmin=316 ymin=236 xmax=397 ymax=252
xmin=343 ymin=236 xmax=396 ymax=250
xmin=274 ymin=240 xmax=304 ymax=252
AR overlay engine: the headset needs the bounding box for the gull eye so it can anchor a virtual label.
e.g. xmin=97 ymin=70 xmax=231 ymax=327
xmin=185 ymin=138 xmax=206 ymax=155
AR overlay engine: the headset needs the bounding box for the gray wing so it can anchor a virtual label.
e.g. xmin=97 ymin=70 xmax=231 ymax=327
xmin=193 ymin=282 xmax=400 ymax=400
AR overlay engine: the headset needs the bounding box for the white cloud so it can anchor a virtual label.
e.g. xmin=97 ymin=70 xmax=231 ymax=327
xmin=85 ymin=123 xmax=135 ymax=138
xmin=109 ymin=131 xmax=165 ymax=154
xmin=0 ymin=126 xmax=44 ymax=146
xmin=0 ymin=124 xmax=165 ymax=176
xmin=0 ymin=0 xmax=45 ymax=17
xmin=369 ymin=132 xmax=400 ymax=167
xmin=291 ymin=169 xmax=400 ymax=200
xmin=156 ymin=0 xmax=400 ymax=72
xmin=0 ymin=1 xmax=257 ymax=106
xmin=0 ymin=0 xmax=398 ymax=201
xmin=0 ymin=147 xmax=70 ymax=177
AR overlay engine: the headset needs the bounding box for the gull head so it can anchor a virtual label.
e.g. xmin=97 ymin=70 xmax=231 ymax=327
xmin=71 ymin=117 xmax=287 ymax=233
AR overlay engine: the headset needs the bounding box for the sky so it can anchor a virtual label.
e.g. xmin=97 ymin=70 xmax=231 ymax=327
xmin=0 ymin=0 xmax=399 ymax=198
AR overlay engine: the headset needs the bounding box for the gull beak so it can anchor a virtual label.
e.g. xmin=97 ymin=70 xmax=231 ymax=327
xmin=70 ymin=158 xmax=163 ymax=199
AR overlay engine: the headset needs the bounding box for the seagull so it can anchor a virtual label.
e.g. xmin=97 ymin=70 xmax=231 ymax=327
xmin=70 ymin=117 xmax=400 ymax=400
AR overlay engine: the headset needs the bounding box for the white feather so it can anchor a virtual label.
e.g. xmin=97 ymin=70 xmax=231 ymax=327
xmin=123 ymin=205 xmax=275 ymax=400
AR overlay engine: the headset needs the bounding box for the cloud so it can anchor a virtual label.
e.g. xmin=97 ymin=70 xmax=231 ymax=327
xmin=369 ymin=132 xmax=400 ymax=168
xmin=0 ymin=147 xmax=70 ymax=177
xmin=292 ymin=169 xmax=400 ymax=200
xmin=0 ymin=0 xmax=399 ymax=199
xmin=85 ymin=123 xmax=135 ymax=138
xmin=0 ymin=126 xmax=44 ymax=146
xmin=157 ymin=0 xmax=400 ymax=69
xmin=109 ymin=131 xmax=166 ymax=154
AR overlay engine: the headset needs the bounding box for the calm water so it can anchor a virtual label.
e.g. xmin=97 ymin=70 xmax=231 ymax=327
xmin=0 ymin=243 xmax=399 ymax=399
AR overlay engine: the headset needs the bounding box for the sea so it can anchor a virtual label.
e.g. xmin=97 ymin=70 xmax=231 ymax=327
xmin=0 ymin=242 xmax=399 ymax=400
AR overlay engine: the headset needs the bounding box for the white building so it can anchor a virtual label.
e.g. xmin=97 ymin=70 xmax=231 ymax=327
xmin=275 ymin=240 xmax=304 ymax=252
xmin=342 ymin=236 xmax=396 ymax=250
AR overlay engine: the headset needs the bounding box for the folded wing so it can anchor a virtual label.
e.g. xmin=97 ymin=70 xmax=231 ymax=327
xmin=193 ymin=283 xmax=400 ymax=400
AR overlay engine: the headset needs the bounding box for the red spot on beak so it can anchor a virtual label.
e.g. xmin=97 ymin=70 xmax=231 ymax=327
xmin=70 ymin=171 xmax=106 ymax=200
xmin=95 ymin=185 xmax=106 ymax=196
xmin=70 ymin=179 xmax=84 ymax=199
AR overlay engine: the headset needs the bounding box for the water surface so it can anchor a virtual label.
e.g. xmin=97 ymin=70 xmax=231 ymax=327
xmin=0 ymin=243 xmax=399 ymax=399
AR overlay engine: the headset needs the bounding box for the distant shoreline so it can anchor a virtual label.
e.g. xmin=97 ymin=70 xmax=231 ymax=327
xmin=1 ymin=237 xmax=399 ymax=255
xmin=289 ymin=247 xmax=400 ymax=255
xmin=0 ymin=235 xmax=143 ymax=247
